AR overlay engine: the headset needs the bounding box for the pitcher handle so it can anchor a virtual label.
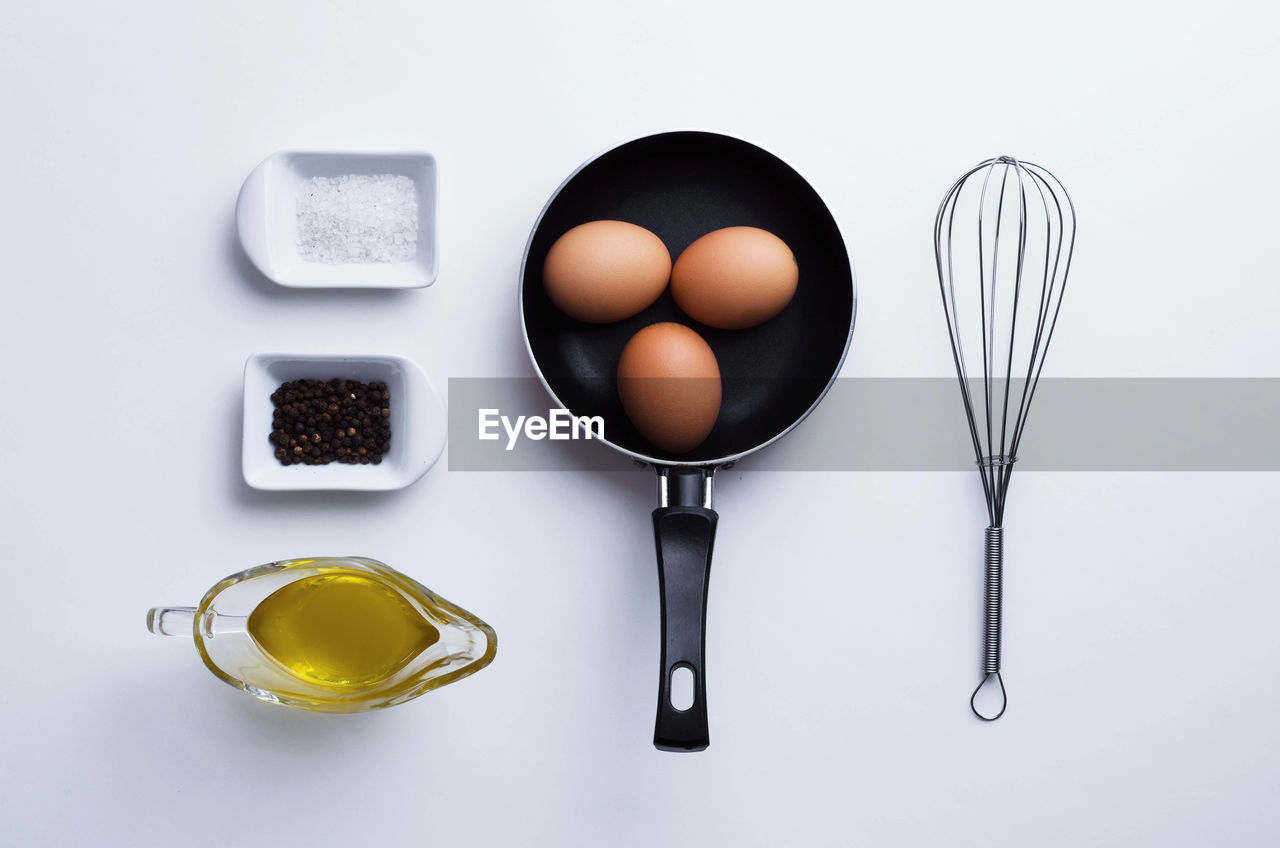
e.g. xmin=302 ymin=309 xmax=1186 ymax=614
xmin=147 ymin=606 xmax=196 ymax=637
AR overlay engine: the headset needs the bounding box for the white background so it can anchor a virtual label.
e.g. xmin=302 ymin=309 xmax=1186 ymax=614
xmin=2 ymin=1 xmax=1278 ymax=845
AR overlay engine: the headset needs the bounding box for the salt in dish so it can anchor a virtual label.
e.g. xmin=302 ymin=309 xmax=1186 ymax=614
xmin=236 ymin=151 xmax=438 ymax=288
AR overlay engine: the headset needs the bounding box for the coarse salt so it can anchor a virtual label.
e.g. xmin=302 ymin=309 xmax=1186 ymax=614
xmin=296 ymin=174 xmax=418 ymax=264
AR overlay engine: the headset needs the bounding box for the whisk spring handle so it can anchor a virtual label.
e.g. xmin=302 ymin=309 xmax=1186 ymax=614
xmin=981 ymin=525 xmax=1003 ymax=674
xmin=970 ymin=525 xmax=1007 ymax=721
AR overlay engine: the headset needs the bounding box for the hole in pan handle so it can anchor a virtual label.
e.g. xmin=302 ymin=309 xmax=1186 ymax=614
xmin=669 ymin=665 xmax=696 ymax=711
xmin=652 ymin=466 xmax=717 ymax=752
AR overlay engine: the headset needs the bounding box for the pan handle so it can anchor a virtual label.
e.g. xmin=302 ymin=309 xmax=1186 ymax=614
xmin=651 ymin=466 xmax=717 ymax=752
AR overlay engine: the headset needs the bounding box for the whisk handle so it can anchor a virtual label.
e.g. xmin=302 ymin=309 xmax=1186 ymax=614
xmin=970 ymin=525 xmax=1007 ymax=721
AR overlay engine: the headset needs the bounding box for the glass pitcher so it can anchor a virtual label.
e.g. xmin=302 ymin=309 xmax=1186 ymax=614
xmin=148 ymin=557 xmax=496 ymax=713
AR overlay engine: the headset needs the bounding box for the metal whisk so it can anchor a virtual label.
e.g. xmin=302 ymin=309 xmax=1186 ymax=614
xmin=932 ymin=156 xmax=1076 ymax=720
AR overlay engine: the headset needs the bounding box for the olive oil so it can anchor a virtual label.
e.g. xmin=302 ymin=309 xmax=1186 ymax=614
xmin=247 ymin=569 xmax=440 ymax=688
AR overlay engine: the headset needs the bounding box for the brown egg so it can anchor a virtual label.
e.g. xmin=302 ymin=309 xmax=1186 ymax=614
xmin=671 ymin=226 xmax=798 ymax=329
xmin=542 ymin=221 xmax=671 ymax=323
xmin=617 ymin=323 xmax=721 ymax=454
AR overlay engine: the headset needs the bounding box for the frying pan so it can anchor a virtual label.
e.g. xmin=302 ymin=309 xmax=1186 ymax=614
xmin=520 ymin=131 xmax=856 ymax=751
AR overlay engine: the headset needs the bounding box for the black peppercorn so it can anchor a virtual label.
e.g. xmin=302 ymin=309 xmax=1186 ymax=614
xmin=269 ymin=378 xmax=392 ymax=467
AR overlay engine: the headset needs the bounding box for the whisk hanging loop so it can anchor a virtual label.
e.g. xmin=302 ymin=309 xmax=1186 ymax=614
xmin=970 ymin=672 xmax=1007 ymax=722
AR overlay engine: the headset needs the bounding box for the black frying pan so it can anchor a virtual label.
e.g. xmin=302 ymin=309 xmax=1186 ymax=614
xmin=520 ymin=131 xmax=856 ymax=751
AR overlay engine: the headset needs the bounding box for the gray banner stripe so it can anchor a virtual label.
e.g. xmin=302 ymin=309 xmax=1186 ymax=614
xmin=447 ymin=378 xmax=1280 ymax=471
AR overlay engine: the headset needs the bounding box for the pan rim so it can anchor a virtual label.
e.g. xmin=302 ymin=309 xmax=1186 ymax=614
xmin=518 ymin=128 xmax=858 ymax=468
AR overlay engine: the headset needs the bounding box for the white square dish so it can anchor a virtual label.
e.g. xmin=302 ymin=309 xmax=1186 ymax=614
xmin=236 ymin=151 xmax=438 ymax=288
xmin=242 ymin=352 xmax=446 ymax=491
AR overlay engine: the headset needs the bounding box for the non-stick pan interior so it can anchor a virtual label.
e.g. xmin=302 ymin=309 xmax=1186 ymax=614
xmin=522 ymin=131 xmax=854 ymax=464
